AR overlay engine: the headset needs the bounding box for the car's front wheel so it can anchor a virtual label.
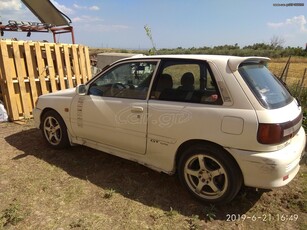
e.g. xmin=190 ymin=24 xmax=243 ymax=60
xmin=178 ymin=144 xmax=242 ymax=204
xmin=41 ymin=110 xmax=70 ymax=149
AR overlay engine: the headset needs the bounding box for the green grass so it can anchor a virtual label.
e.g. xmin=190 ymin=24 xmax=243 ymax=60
xmin=103 ymin=188 xmax=116 ymax=199
xmin=164 ymin=207 xmax=180 ymax=217
xmin=203 ymin=205 xmax=217 ymax=221
xmin=0 ymin=201 xmax=25 ymax=228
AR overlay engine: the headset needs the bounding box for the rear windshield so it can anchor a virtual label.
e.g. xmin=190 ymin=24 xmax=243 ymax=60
xmin=238 ymin=63 xmax=293 ymax=109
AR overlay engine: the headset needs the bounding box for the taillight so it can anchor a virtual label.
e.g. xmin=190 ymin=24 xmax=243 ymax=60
xmin=257 ymin=113 xmax=303 ymax=144
xmin=257 ymin=124 xmax=283 ymax=144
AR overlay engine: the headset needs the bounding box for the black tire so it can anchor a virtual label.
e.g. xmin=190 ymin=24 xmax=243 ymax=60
xmin=178 ymin=144 xmax=242 ymax=204
xmin=41 ymin=110 xmax=70 ymax=149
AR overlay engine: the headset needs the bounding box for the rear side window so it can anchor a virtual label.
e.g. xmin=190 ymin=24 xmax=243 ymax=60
xmin=238 ymin=63 xmax=293 ymax=109
xmin=150 ymin=60 xmax=222 ymax=105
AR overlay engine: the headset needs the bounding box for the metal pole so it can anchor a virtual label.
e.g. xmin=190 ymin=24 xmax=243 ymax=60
xmin=52 ymin=31 xmax=57 ymax=43
xmin=298 ymin=68 xmax=307 ymax=98
xmin=70 ymin=27 xmax=75 ymax=44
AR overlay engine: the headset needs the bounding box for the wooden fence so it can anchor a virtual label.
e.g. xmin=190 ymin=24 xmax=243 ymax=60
xmin=0 ymin=40 xmax=92 ymax=121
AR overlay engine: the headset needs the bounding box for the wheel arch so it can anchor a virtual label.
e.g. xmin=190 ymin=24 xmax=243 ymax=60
xmin=176 ymin=139 xmax=245 ymax=203
xmin=39 ymin=108 xmax=65 ymax=129
xmin=175 ymin=139 xmax=243 ymax=180
xmin=40 ymin=108 xmax=71 ymax=148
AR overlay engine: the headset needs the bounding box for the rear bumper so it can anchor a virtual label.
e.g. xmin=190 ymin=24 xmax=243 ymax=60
xmin=227 ymin=127 xmax=306 ymax=189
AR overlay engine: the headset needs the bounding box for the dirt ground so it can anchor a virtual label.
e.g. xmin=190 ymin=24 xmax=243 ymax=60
xmin=0 ymin=120 xmax=306 ymax=230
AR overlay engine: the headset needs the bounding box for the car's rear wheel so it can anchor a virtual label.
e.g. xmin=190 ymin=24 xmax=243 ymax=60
xmin=178 ymin=144 xmax=242 ymax=204
xmin=41 ymin=110 xmax=70 ymax=148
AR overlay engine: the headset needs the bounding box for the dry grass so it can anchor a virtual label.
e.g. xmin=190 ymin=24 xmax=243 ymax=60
xmin=0 ymin=119 xmax=306 ymax=229
xmin=270 ymin=57 xmax=307 ymax=63
xmin=269 ymin=57 xmax=307 ymax=86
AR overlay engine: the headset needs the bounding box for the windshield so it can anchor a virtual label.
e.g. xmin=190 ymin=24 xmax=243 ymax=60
xmin=238 ymin=63 xmax=293 ymax=109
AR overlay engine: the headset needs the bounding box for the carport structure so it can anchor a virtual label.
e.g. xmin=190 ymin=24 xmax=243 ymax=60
xmin=0 ymin=0 xmax=75 ymax=43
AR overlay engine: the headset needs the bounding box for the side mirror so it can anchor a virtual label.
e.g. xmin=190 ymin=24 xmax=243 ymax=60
xmin=76 ymin=84 xmax=87 ymax=95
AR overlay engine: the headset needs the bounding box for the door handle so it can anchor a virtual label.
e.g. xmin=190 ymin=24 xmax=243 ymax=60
xmin=131 ymin=106 xmax=144 ymax=113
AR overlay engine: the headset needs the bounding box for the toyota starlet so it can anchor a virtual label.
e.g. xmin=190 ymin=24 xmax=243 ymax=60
xmin=34 ymin=55 xmax=306 ymax=203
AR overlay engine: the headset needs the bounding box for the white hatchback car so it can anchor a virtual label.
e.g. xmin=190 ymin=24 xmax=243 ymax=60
xmin=34 ymin=55 xmax=306 ymax=203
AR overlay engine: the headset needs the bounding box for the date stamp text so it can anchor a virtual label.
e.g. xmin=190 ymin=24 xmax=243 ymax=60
xmin=226 ymin=213 xmax=299 ymax=222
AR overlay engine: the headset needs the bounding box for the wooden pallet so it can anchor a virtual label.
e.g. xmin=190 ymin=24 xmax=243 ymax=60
xmin=0 ymin=40 xmax=92 ymax=121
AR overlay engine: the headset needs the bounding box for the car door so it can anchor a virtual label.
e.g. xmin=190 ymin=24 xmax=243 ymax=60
xmin=70 ymin=60 xmax=158 ymax=154
xmin=147 ymin=59 xmax=223 ymax=148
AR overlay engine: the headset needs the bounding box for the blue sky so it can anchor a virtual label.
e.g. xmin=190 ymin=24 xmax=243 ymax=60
xmin=0 ymin=0 xmax=306 ymax=49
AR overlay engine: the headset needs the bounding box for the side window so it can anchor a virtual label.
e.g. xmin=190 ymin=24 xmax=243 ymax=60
xmin=88 ymin=61 xmax=157 ymax=99
xmin=151 ymin=60 xmax=222 ymax=105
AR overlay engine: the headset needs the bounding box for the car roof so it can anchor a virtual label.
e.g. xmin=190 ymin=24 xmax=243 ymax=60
xmin=118 ymin=54 xmax=270 ymax=72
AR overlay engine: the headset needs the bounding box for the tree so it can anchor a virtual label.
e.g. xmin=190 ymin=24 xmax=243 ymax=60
xmin=270 ymin=35 xmax=285 ymax=49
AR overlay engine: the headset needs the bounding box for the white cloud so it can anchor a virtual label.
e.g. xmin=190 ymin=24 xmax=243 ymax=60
xmin=89 ymin=6 xmax=100 ymax=11
xmin=75 ymin=23 xmax=130 ymax=33
xmin=0 ymin=0 xmax=22 ymax=11
xmin=0 ymin=0 xmax=37 ymax=22
xmin=286 ymin=15 xmax=307 ymax=32
xmin=267 ymin=22 xmax=284 ymax=28
xmin=72 ymin=15 xmax=104 ymax=23
xmin=73 ymin=4 xmax=100 ymax=11
xmin=72 ymin=17 xmax=82 ymax=22
xmin=73 ymin=4 xmax=86 ymax=10
xmin=51 ymin=0 xmax=74 ymax=15
xmin=93 ymin=24 xmax=130 ymax=32
xmin=267 ymin=15 xmax=307 ymax=32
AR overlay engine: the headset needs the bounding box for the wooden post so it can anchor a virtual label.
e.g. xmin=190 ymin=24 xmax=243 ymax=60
xmin=24 ymin=42 xmax=38 ymax=107
xmin=45 ymin=43 xmax=57 ymax=92
xmin=84 ymin=46 xmax=92 ymax=80
xmin=55 ymin=44 xmax=66 ymax=89
xmin=12 ymin=42 xmax=31 ymax=118
xmin=0 ymin=41 xmax=19 ymax=120
xmin=63 ymin=45 xmax=74 ymax=88
xmin=72 ymin=45 xmax=81 ymax=85
xmin=35 ymin=42 xmax=48 ymax=95
xmin=78 ymin=45 xmax=88 ymax=83
xmin=298 ymin=68 xmax=307 ymax=98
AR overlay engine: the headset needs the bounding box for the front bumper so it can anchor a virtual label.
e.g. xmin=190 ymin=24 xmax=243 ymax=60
xmin=33 ymin=107 xmax=42 ymax=129
xmin=227 ymin=127 xmax=306 ymax=189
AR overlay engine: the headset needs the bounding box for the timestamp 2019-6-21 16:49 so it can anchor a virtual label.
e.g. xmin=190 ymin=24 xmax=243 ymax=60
xmin=226 ymin=213 xmax=299 ymax=222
